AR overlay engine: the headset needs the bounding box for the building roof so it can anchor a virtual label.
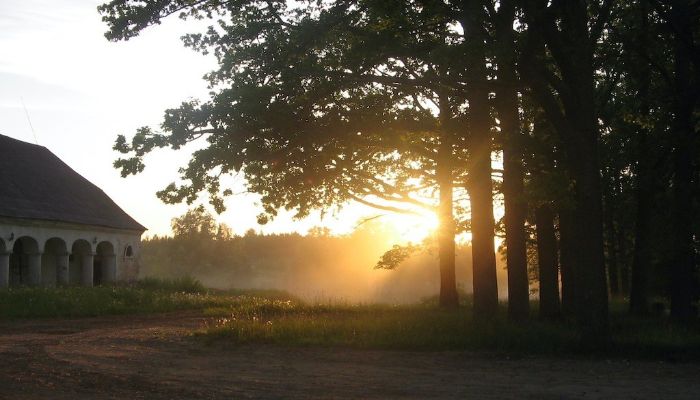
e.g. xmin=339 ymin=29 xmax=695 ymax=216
xmin=0 ymin=134 xmax=146 ymax=231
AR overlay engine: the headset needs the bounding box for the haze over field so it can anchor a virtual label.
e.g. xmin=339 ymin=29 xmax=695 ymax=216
xmin=141 ymin=223 xmax=510 ymax=303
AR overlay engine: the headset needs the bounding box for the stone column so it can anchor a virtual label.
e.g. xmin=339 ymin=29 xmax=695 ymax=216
xmin=0 ymin=252 xmax=10 ymax=288
xmin=103 ymin=255 xmax=117 ymax=283
xmin=28 ymin=252 xmax=42 ymax=286
xmin=81 ymin=253 xmax=94 ymax=287
xmin=57 ymin=252 xmax=70 ymax=286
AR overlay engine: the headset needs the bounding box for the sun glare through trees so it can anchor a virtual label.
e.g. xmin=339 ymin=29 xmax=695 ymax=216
xmin=99 ymin=0 xmax=700 ymax=335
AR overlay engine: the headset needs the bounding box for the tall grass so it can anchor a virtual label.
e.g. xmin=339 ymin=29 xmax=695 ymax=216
xmin=200 ymin=296 xmax=700 ymax=359
xmin=0 ymin=277 xmax=302 ymax=319
xmin=201 ymin=299 xmax=579 ymax=353
xmin=0 ymin=277 xmax=226 ymax=319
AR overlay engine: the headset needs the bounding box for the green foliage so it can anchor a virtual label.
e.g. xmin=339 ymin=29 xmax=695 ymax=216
xmin=374 ymin=243 xmax=422 ymax=270
xmin=135 ymin=276 xmax=206 ymax=293
xmin=171 ymin=205 xmax=218 ymax=238
xmin=99 ymin=0 xmax=482 ymax=229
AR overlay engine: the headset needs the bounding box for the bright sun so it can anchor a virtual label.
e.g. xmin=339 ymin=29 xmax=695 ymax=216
xmin=383 ymin=212 xmax=439 ymax=244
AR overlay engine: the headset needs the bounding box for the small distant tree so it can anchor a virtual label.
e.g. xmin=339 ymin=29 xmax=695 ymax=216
xmin=216 ymin=223 xmax=233 ymax=241
xmin=308 ymin=226 xmax=332 ymax=238
xmin=171 ymin=205 xmax=217 ymax=239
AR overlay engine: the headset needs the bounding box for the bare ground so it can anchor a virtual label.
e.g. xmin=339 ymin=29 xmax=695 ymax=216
xmin=0 ymin=312 xmax=699 ymax=399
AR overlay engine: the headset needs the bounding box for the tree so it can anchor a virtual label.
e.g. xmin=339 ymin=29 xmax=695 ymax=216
xmin=493 ymin=0 xmax=530 ymax=321
xmin=524 ymin=107 xmax=566 ymax=320
xmin=307 ymin=226 xmax=332 ymax=238
xmin=456 ymin=0 xmax=499 ymax=319
xmin=627 ymin=0 xmax=654 ymax=315
xmin=597 ymin=0 xmax=659 ymax=315
xmin=664 ymin=0 xmax=699 ymax=321
xmin=171 ymin=205 xmax=217 ymax=239
xmin=519 ymin=0 xmax=611 ymax=342
xmin=103 ymin=0 xmax=700 ymax=337
xmin=594 ymin=0 xmax=700 ymax=320
xmin=101 ymin=0 xmax=472 ymax=307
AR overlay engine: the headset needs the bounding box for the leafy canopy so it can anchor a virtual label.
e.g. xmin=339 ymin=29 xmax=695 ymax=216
xmin=101 ymin=0 xmax=477 ymax=225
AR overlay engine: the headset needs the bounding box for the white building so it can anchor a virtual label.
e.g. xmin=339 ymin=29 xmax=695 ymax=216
xmin=0 ymin=134 xmax=145 ymax=287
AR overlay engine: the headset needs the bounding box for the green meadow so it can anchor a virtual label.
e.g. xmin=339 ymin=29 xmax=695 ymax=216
xmin=2 ymin=279 xmax=697 ymax=360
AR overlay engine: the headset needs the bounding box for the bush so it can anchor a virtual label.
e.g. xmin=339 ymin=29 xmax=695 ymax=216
xmin=134 ymin=276 xmax=206 ymax=293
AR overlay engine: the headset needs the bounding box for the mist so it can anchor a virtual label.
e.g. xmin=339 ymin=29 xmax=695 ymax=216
xmin=140 ymin=223 xmax=508 ymax=303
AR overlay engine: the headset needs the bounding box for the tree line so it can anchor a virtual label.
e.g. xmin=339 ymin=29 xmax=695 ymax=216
xmin=142 ymin=206 xmax=491 ymax=302
xmin=99 ymin=0 xmax=699 ymax=344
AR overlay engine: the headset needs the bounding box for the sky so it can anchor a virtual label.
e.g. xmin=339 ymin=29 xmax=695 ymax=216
xmin=0 ymin=0 xmax=436 ymax=239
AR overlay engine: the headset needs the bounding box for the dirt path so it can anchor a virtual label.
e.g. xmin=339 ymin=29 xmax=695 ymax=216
xmin=0 ymin=312 xmax=699 ymax=399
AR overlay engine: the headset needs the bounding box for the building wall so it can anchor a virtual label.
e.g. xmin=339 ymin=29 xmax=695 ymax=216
xmin=0 ymin=217 xmax=142 ymax=286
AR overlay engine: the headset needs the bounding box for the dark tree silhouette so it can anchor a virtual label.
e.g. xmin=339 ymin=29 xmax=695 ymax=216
xmin=494 ymin=0 xmax=530 ymax=321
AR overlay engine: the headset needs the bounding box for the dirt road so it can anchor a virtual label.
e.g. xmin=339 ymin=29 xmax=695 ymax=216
xmin=0 ymin=311 xmax=698 ymax=399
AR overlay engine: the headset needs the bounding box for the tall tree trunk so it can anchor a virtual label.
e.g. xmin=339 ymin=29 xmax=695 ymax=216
xmin=629 ymin=133 xmax=652 ymax=315
xmin=536 ymin=204 xmax=561 ymax=319
xmin=566 ymin=118 xmax=609 ymax=342
xmin=603 ymin=188 xmax=620 ymax=296
xmin=561 ymin=2 xmax=609 ymax=343
xmin=437 ymin=94 xmax=459 ymax=308
xmin=617 ymin=222 xmax=630 ymax=296
xmin=558 ymin=207 xmax=577 ymax=316
xmin=495 ymin=0 xmax=530 ymax=322
xmin=629 ymin=0 xmax=652 ymax=316
xmin=461 ymin=0 xmax=499 ymax=319
xmin=612 ymin=172 xmax=630 ymax=296
xmin=523 ymin=0 xmax=609 ymax=343
xmin=669 ymin=0 xmax=697 ymax=322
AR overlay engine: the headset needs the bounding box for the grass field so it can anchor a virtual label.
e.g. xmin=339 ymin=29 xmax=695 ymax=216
xmin=0 ymin=277 xmax=254 ymax=319
xmin=1 ymin=279 xmax=699 ymax=360
xmin=200 ymin=296 xmax=700 ymax=359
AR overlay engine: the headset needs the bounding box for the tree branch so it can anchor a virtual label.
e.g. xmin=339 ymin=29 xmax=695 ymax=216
xmin=347 ymin=193 xmax=424 ymax=215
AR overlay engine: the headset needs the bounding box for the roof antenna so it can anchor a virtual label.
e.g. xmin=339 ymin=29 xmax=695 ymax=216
xmin=20 ymin=97 xmax=39 ymax=145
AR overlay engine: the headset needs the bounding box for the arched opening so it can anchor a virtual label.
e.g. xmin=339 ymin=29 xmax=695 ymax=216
xmin=71 ymin=239 xmax=92 ymax=286
xmin=43 ymin=238 xmax=68 ymax=286
xmin=10 ymin=236 xmax=40 ymax=286
xmin=95 ymin=241 xmax=116 ymax=286
xmin=125 ymin=245 xmax=133 ymax=258
xmin=0 ymin=238 xmax=8 ymax=288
